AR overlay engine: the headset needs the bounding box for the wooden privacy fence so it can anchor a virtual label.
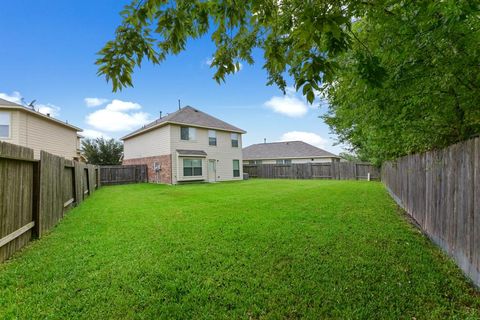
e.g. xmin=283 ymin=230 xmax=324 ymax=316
xmin=243 ymin=162 xmax=380 ymax=180
xmin=100 ymin=165 xmax=148 ymax=185
xmin=0 ymin=142 xmax=100 ymax=262
xmin=382 ymin=137 xmax=479 ymax=287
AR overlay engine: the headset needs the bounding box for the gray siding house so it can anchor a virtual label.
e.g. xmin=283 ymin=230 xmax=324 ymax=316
xmin=243 ymin=141 xmax=340 ymax=165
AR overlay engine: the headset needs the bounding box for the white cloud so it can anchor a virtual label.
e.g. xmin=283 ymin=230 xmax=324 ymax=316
xmin=37 ymin=104 xmax=60 ymax=117
xmin=84 ymin=97 xmax=109 ymax=107
xmin=264 ymin=87 xmax=309 ymax=117
xmin=81 ymin=129 xmax=111 ymax=140
xmin=104 ymin=99 xmax=141 ymax=112
xmin=0 ymin=91 xmax=23 ymax=104
xmin=280 ymin=131 xmax=328 ymax=148
xmin=86 ymin=99 xmax=151 ymax=132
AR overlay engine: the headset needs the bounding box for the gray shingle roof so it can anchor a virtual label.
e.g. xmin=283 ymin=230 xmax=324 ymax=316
xmin=243 ymin=141 xmax=339 ymax=160
xmin=122 ymin=106 xmax=246 ymax=140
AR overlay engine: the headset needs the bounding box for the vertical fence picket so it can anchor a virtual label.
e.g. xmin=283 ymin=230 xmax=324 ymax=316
xmin=382 ymin=137 xmax=480 ymax=287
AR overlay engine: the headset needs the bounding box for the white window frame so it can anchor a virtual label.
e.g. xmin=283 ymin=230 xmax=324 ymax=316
xmin=208 ymin=130 xmax=217 ymax=146
xmin=231 ymin=133 xmax=239 ymax=147
xmin=276 ymin=159 xmax=292 ymax=165
xmin=183 ymin=158 xmax=203 ymax=177
xmin=0 ymin=111 xmax=11 ymax=139
xmin=233 ymin=160 xmax=240 ymax=177
xmin=180 ymin=126 xmax=196 ymax=141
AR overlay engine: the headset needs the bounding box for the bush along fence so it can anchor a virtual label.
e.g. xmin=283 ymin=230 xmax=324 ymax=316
xmin=0 ymin=141 xmax=100 ymax=263
xmin=243 ymin=162 xmax=380 ymax=180
xmin=100 ymin=165 xmax=148 ymax=185
xmin=382 ymin=137 xmax=479 ymax=287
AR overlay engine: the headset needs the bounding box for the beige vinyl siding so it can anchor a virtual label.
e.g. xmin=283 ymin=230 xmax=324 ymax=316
xmin=170 ymin=125 xmax=243 ymax=184
xmin=123 ymin=125 xmax=171 ymax=159
xmin=17 ymin=112 xmax=78 ymax=159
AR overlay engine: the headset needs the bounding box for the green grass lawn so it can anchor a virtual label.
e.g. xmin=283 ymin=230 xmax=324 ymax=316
xmin=0 ymin=180 xmax=479 ymax=319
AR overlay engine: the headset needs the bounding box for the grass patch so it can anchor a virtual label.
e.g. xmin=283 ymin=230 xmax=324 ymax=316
xmin=0 ymin=180 xmax=479 ymax=319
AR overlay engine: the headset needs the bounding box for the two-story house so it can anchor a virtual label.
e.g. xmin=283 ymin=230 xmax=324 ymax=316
xmin=0 ymin=97 xmax=83 ymax=160
xmin=122 ymin=106 xmax=246 ymax=184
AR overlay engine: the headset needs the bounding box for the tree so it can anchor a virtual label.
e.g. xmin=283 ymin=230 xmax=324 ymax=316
xmin=81 ymin=138 xmax=123 ymax=165
xmin=338 ymin=152 xmax=365 ymax=162
xmin=323 ymin=1 xmax=480 ymax=164
xmin=98 ymin=0 xmax=479 ymax=164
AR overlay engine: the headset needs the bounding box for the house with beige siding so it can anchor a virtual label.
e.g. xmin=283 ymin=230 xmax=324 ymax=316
xmin=0 ymin=98 xmax=83 ymax=160
xmin=243 ymin=141 xmax=340 ymax=165
xmin=122 ymin=106 xmax=246 ymax=184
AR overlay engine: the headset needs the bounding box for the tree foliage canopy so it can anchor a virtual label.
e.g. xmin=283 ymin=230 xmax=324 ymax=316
xmin=98 ymin=0 xmax=479 ymax=163
xmin=97 ymin=0 xmax=371 ymax=101
xmin=323 ymin=1 xmax=479 ymax=164
xmin=82 ymin=138 xmax=123 ymax=165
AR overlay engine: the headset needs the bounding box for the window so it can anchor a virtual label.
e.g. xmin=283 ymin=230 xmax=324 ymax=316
xmin=231 ymin=133 xmax=239 ymax=147
xmin=181 ymin=127 xmax=196 ymax=141
xmin=233 ymin=160 xmax=240 ymax=177
xmin=253 ymin=160 xmax=263 ymax=165
xmin=208 ymin=130 xmax=217 ymax=146
xmin=0 ymin=112 xmax=10 ymax=138
xmin=183 ymin=159 xmax=202 ymax=176
xmin=276 ymin=159 xmax=292 ymax=165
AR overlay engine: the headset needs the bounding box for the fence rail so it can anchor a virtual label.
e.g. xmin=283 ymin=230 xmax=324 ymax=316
xmin=382 ymin=137 xmax=479 ymax=287
xmin=100 ymin=165 xmax=148 ymax=185
xmin=243 ymin=162 xmax=380 ymax=180
xmin=0 ymin=142 xmax=100 ymax=262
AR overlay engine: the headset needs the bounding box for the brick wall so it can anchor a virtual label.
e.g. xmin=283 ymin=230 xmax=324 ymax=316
xmin=123 ymin=154 xmax=172 ymax=184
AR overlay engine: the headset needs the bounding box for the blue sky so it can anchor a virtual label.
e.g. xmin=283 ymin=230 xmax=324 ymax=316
xmin=0 ymin=1 xmax=344 ymax=154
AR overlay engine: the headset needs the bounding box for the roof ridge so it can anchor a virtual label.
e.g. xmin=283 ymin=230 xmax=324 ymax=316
xmin=249 ymin=140 xmax=306 ymax=146
xmin=122 ymin=105 xmax=246 ymax=140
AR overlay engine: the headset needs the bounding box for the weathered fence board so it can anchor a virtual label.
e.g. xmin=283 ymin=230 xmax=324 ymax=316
xmin=243 ymin=162 xmax=379 ymax=180
xmin=0 ymin=142 xmax=35 ymax=262
xmin=100 ymin=165 xmax=148 ymax=185
xmin=1 ymin=142 xmax=99 ymax=261
xmin=382 ymin=137 xmax=480 ymax=287
xmin=38 ymin=151 xmax=65 ymax=237
xmin=37 ymin=151 xmax=99 ymax=237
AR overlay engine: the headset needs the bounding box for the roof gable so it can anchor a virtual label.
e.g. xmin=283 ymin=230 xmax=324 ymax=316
xmin=122 ymin=106 xmax=246 ymax=140
xmin=243 ymin=141 xmax=339 ymax=159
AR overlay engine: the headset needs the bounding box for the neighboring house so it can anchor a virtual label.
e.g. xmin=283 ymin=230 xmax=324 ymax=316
xmin=0 ymin=98 xmax=83 ymax=160
xmin=243 ymin=141 xmax=340 ymax=165
xmin=122 ymin=106 xmax=246 ymax=184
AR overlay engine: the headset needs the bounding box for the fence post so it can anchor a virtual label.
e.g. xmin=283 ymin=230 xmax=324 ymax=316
xmin=32 ymin=161 xmax=40 ymax=238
